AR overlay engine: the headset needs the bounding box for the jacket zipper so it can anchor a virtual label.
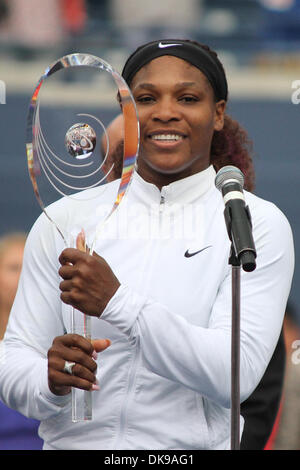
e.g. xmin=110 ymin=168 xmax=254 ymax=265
xmin=113 ymin=191 xmax=166 ymax=449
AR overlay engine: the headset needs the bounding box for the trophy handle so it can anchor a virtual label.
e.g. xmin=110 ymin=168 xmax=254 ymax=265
xmin=70 ymin=229 xmax=93 ymax=422
xmin=71 ymin=307 xmax=92 ymax=422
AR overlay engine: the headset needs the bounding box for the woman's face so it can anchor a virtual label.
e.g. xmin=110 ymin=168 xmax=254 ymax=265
xmin=130 ymin=55 xmax=226 ymax=186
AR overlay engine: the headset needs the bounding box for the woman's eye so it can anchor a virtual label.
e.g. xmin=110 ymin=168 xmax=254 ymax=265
xmin=180 ymin=96 xmax=199 ymax=103
xmin=136 ymin=96 xmax=154 ymax=103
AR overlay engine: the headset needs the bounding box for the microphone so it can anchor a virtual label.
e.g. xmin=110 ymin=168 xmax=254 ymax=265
xmin=215 ymin=166 xmax=257 ymax=272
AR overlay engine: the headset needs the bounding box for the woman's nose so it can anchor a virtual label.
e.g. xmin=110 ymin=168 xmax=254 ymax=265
xmin=152 ymin=98 xmax=181 ymax=122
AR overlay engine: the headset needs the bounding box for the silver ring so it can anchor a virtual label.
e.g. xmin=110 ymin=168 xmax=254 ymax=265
xmin=63 ymin=360 xmax=76 ymax=375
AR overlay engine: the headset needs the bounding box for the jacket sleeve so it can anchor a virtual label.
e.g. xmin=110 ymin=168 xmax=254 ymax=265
xmin=0 ymin=213 xmax=70 ymax=420
xmin=100 ymin=204 xmax=294 ymax=408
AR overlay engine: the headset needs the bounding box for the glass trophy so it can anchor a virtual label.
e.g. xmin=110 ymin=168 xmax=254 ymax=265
xmin=25 ymin=53 xmax=139 ymax=422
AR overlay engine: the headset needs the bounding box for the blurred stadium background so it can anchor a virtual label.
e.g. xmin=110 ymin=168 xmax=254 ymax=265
xmin=0 ymin=0 xmax=299 ymax=317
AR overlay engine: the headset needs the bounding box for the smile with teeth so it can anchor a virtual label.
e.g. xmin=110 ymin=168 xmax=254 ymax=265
xmin=150 ymin=134 xmax=184 ymax=141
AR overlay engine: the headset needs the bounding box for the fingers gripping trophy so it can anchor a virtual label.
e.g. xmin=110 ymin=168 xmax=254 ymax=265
xmin=25 ymin=53 xmax=139 ymax=422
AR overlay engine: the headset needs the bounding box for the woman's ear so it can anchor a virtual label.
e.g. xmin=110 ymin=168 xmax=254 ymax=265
xmin=214 ymin=100 xmax=226 ymax=131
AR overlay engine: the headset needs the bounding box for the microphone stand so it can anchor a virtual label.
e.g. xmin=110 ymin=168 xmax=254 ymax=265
xmin=215 ymin=166 xmax=257 ymax=450
xmin=228 ymin=246 xmax=241 ymax=450
xmin=223 ymin=204 xmax=256 ymax=450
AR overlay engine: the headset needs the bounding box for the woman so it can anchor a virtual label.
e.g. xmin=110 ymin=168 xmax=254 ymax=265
xmin=0 ymin=40 xmax=294 ymax=450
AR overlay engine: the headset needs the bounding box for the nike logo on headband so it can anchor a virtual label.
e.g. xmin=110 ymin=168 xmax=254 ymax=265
xmin=158 ymin=42 xmax=183 ymax=49
xmin=184 ymin=245 xmax=212 ymax=258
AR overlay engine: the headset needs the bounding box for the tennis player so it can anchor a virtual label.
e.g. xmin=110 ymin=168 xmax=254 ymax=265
xmin=0 ymin=39 xmax=294 ymax=450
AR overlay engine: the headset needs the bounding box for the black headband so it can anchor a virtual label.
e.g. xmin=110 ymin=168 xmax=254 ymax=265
xmin=122 ymin=39 xmax=228 ymax=102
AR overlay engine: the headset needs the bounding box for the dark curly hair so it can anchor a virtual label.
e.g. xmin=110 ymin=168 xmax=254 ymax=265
xmin=187 ymin=41 xmax=255 ymax=192
xmin=211 ymin=115 xmax=255 ymax=192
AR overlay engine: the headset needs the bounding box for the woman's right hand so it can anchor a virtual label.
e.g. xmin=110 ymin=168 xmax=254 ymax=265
xmin=47 ymin=334 xmax=111 ymax=396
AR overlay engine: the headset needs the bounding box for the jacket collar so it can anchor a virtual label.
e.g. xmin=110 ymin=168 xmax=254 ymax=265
xmin=131 ymin=165 xmax=216 ymax=205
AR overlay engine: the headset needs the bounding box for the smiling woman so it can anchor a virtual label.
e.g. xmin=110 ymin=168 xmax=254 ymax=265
xmin=0 ymin=38 xmax=294 ymax=451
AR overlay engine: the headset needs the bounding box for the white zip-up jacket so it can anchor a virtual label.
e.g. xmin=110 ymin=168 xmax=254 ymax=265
xmin=0 ymin=166 xmax=294 ymax=450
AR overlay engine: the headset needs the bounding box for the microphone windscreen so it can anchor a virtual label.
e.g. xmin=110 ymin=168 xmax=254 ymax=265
xmin=215 ymin=165 xmax=245 ymax=192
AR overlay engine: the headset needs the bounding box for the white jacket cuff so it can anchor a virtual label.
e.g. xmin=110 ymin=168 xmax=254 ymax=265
xmin=37 ymin=360 xmax=71 ymax=413
xmin=100 ymin=284 xmax=144 ymax=336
